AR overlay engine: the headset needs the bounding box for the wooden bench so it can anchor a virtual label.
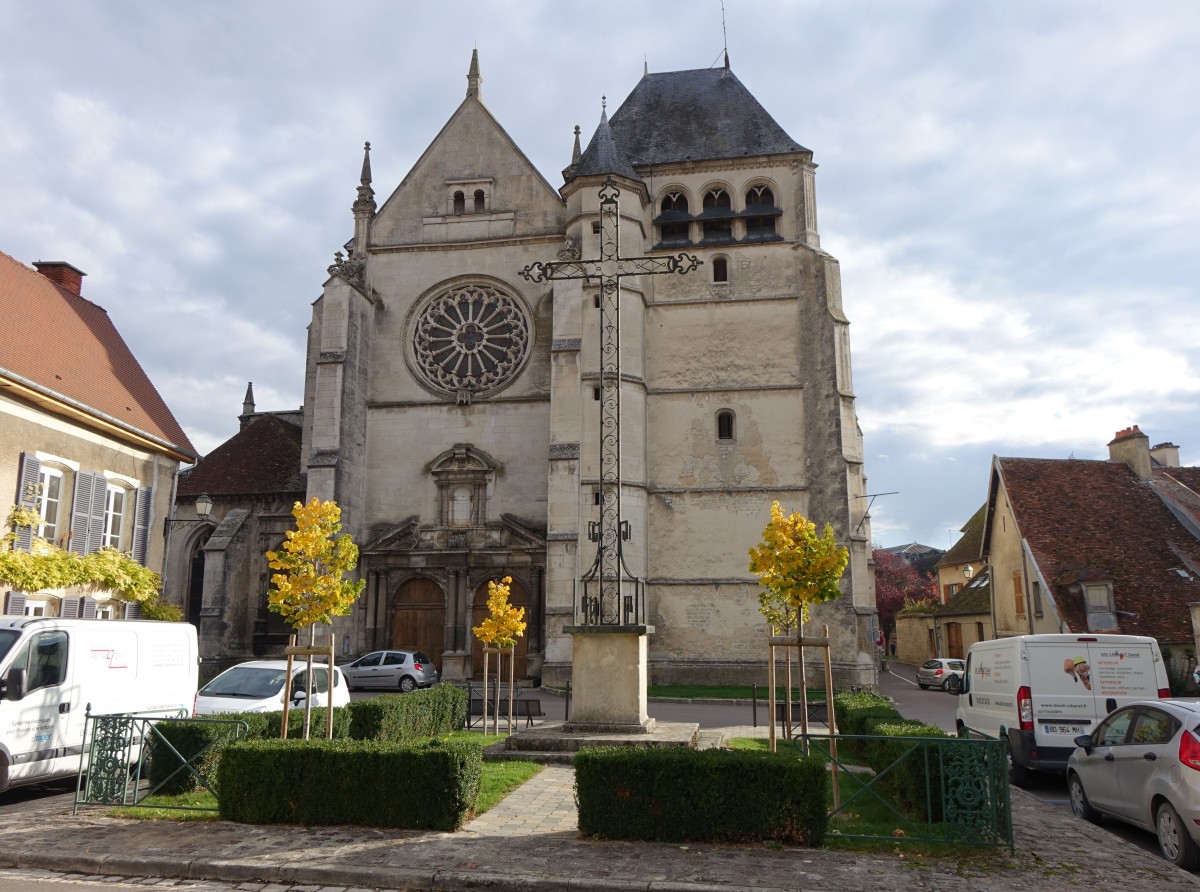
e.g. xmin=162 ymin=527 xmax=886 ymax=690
xmin=466 ymin=697 xmax=544 ymax=729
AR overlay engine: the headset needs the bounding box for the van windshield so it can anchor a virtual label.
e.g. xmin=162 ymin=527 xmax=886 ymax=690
xmin=0 ymin=630 xmax=19 ymax=665
xmin=201 ymin=666 xmax=288 ymax=699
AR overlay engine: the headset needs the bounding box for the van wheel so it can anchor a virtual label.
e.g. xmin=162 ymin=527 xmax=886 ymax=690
xmin=1157 ymin=801 xmax=1200 ymax=869
xmin=1008 ymin=749 xmax=1033 ymax=788
xmin=399 ymin=675 xmax=417 ymax=693
xmin=1068 ymin=773 xmax=1101 ymax=824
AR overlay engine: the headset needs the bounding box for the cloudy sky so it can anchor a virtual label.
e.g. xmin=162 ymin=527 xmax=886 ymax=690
xmin=2 ymin=1 xmax=1196 ymax=550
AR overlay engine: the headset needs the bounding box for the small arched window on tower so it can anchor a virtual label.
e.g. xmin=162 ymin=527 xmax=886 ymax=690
xmin=702 ymin=188 xmax=734 ymax=242
xmin=716 ymin=409 xmax=735 ymax=442
xmin=745 ymin=184 xmax=779 ymax=240
xmin=474 ymin=189 xmax=486 ymax=213
xmin=658 ymin=191 xmax=690 ymax=245
xmin=453 ymin=191 xmax=466 ymax=215
xmin=712 ymin=255 xmax=729 ymax=283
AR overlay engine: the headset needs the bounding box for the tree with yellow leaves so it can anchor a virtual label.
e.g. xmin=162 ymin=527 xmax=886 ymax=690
xmin=749 ymin=501 xmax=848 ymax=632
xmin=267 ymin=499 xmax=364 ymax=629
xmin=749 ymin=501 xmax=848 ymax=750
xmin=472 ymin=576 xmax=525 ymax=732
xmin=266 ymin=498 xmax=364 ymax=739
xmin=472 ymin=576 xmax=526 ymax=648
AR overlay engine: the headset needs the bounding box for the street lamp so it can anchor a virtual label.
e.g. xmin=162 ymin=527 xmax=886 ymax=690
xmin=164 ymin=494 xmax=215 ymax=532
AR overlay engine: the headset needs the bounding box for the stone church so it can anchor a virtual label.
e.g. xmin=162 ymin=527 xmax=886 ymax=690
xmin=167 ymin=52 xmax=876 ymax=686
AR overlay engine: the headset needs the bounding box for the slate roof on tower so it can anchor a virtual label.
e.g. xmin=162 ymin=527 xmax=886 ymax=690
xmin=606 ymin=67 xmax=809 ymax=167
xmin=0 ymin=250 xmax=196 ymax=460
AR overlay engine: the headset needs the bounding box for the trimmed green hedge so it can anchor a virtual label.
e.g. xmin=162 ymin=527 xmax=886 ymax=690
xmin=149 ymin=685 xmax=465 ymax=795
xmin=217 ymin=737 xmax=482 ymax=829
xmin=347 ymin=685 xmax=467 ymax=740
xmin=831 ymin=690 xmax=951 ymax=821
xmin=575 ymin=746 xmax=828 ymax=845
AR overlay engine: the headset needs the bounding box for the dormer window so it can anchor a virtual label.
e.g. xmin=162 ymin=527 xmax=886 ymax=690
xmin=453 ymin=191 xmax=466 ymax=215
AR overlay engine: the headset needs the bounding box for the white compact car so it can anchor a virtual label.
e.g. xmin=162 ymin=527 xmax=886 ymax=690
xmin=194 ymin=659 xmax=350 ymax=715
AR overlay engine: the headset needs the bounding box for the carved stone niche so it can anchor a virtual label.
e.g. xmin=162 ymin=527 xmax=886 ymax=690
xmin=429 ymin=444 xmax=503 ymax=530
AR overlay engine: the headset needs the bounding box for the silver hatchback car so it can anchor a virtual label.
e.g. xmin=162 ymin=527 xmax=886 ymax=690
xmin=916 ymin=657 xmax=965 ymax=691
xmin=343 ymin=649 xmax=439 ymax=693
xmin=1067 ymin=699 xmax=1200 ymax=869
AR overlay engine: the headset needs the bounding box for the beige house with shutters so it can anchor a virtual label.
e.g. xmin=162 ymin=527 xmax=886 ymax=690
xmin=0 ymin=251 xmax=195 ymax=618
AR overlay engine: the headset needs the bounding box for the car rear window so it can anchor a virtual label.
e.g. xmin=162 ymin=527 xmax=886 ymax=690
xmin=414 ymin=652 xmax=432 ymax=664
xmin=921 ymin=660 xmax=941 ymax=669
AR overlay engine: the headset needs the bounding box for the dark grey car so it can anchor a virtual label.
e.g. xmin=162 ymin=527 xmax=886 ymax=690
xmin=343 ymin=650 xmax=439 ymax=692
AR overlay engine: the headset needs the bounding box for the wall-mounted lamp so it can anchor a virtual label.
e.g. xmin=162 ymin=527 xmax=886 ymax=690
xmin=164 ymin=493 xmax=215 ymax=533
xmin=964 ymin=564 xmax=974 ymax=579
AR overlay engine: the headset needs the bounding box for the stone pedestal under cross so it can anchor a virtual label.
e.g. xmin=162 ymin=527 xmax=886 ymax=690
xmin=521 ymin=176 xmax=700 ymax=731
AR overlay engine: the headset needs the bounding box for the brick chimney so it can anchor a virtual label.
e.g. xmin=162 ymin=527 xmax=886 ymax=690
xmin=1108 ymin=425 xmax=1152 ymax=479
xmin=33 ymin=261 xmax=86 ymax=297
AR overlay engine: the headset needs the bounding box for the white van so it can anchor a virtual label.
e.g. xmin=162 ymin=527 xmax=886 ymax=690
xmin=0 ymin=617 xmax=198 ymax=793
xmin=956 ymin=633 xmax=1169 ymax=785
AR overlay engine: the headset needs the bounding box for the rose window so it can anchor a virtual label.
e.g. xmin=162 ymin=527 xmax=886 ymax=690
xmin=412 ymin=283 xmax=530 ymax=400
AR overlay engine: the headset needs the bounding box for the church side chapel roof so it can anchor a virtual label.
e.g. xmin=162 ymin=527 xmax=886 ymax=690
xmin=605 ymin=66 xmax=809 ymax=168
xmin=178 ymin=413 xmax=304 ymax=497
xmin=0 ymin=250 xmax=196 ymax=460
xmin=993 ymin=457 xmax=1200 ymax=643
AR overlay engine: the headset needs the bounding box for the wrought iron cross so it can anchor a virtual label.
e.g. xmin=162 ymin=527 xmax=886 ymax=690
xmin=521 ymin=176 xmax=701 ymax=624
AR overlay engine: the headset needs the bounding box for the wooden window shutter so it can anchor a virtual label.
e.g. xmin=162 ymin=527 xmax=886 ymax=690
xmin=4 ymin=592 xmax=26 ymax=615
xmin=14 ymin=453 xmax=41 ymax=553
xmin=60 ymin=596 xmax=81 ymax=618
xmin=80 ymin=597 xmax=97 ymax=619
xmin=69 ymin=471 xmax=98 ymax=555
xmin=1012 ymin=572 xmax=1025 ymax=616
xmin=123 ymin=601 xmax=142 ymax=619
xmin=131 ymin=487 xmax=152 ymax=565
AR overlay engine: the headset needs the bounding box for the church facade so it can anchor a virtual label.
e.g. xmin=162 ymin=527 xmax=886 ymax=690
xmin=172 ymin=52 xmax=877 ymax=686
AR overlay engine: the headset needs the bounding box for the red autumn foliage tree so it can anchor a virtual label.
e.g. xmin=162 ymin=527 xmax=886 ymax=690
xmin=873 ymin=548 xmax=937 ymax=636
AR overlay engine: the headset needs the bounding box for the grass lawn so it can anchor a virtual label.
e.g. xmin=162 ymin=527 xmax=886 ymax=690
xmin=648 ymin=684 xmax=826 ymax=700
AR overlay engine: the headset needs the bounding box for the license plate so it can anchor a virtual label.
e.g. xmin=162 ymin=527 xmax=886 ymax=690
xmin=1042 ymin=724 xmax=1083 ymax=734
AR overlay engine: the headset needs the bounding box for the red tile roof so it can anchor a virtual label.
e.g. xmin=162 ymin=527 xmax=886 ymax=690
xmin=177 ymin=414 xmax=303 ymax=497
xmin=0 ymin=251 xmax=195 ymax=458
xmin=996 ymin=457 xmax=1200 ymax=644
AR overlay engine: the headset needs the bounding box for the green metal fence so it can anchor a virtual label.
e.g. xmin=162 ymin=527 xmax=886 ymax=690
xmin=798 ymin=733 xmax=1013 ymax=850
xmin=74 ymin=710 xmax=248 ymax=814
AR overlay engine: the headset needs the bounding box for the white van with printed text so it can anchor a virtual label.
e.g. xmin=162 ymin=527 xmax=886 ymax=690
xmin=955 ymin=633 xmax=1169 ymax=785
xmin=0 ymin=617 xmax=198 ymax=793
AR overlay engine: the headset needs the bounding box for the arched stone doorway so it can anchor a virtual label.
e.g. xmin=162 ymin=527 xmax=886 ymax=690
xmin=392 ymin=577 xmax=446 ymax=672
xmin=471 ymin=576 xmax=529 ymax=681
xmin=184 ymin=531 xmax=211 ymax=630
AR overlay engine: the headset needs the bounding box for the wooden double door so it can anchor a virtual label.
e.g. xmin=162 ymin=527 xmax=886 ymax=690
xmin=390 ymin=575 xmax=530 ymax=679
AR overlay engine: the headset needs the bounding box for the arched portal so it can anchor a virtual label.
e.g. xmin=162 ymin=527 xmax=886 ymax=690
xmin=471 ymin=576 xmax=529 ymax=681
xmin=185 ymin=531 xmax=211 ymax=630
xmin=392 ymin=577 xmax=446 ymax=672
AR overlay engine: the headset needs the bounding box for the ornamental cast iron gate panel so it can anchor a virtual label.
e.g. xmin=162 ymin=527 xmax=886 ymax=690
xmin=800 ymin=733 xmax=1012 ymax=850
xmin=75 ymin=710 xmax=248 ymax=813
